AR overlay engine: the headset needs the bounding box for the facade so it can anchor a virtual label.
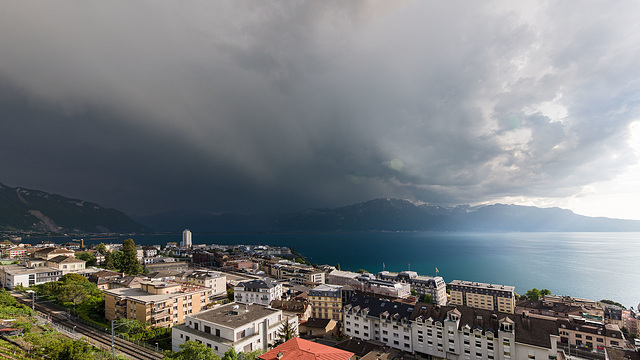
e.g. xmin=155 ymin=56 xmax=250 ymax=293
xmin=104 ymin=281 xmax=211 ymax=327
xmin=450 ymin=280 xmax=516 ymax=313
xmin=557 ymin=317 xmax=625 ymax=350
xmin=171 ymin=303 xmax=296 ymax=357
xmin=182 ymin=229 xmax=192 ymax=248
xmin=327 ymin=270 xmax=410 ymax=299
xmin=234 ymin=278 xmax=283 ymax=306
xmin=3 ymin=246 xmax=27 ymax=258
xmin=308 ymin=284 xmax=343 ymax=321
xmin=270 ymin=263 xmax=326 ymax=285
xmin=46 ymin=255 xmax=86 ymax=273
xmin=343 ymin=295 xmax=561 ymax=360
xmin=184 ymin=270 xmax=226 ymax=296
xmin=0 ymin=264 xmax=62 ymax=289
xmin=377 ymin=271 xmax=447 ymax=305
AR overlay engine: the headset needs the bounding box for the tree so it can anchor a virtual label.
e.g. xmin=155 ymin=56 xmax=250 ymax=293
xmin=75 ymin=252 xmax=97 ymax=266
xmin=357 ymin=269 xmax=368 ymax=274
xmin=421 ymin=294 xmax=433 ymax=304
xmin=223 ymin=348 xmax=239 ymax=360
xmin=336 ymin=263 xmax=341 ymax=270
xmin=271 ymin=317 xmax=297 ymax=347
xmin=525 ymin=288 xmax=541 ymax=301
xmin=540 ymin=289 xmax=551 ymax=297
xmin=95 ymin=243 xmax=108 ymax=255
xmin=227 ymin=288 xmax=234 ymax=301
xmin=121 ymin=239 xmax=142 ymax=275
xmin=104 ymin=251 xmax=115 ymax=270
xmin=163 ymin=340 xmax=220 ymax=360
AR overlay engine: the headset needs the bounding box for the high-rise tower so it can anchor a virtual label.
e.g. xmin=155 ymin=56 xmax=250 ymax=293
xmin=182 ymin=229 xmax=192 ymax=248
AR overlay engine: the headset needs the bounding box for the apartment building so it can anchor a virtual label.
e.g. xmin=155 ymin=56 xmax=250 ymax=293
xmin=343 ymin=295 xmax=415 ymax=351
xmin=450 ymin=280 xmax=516 ymax=313
xmin=271 ymin=263 xmax=326 ymax=285
xmin=0 ymin=264 xmax=62 ymax=289
xmin=327 ymin=270 xmax=411 ymax=299
xmin=104 ymin=281 xmax=212 ymax=327
xmin=171 ymin=303 xmax=297 ymax=357
xmin=3 ymin=246 xmax=27 ymax=258
xmin=46 ymin=255 xmax=86 ymax=273
xmin=557 ymin=317 xmax=625 ymax=350
xmin=33 ymin=247 xmax=75 ymax=260
xmin=234 ymin=278 xmax=283 ymax=306
xmin=343 ymin=294 xmax=561 ymax=360
xmin=308 ymin=284 xmax=343 ymax=321
xmin=184 ymin=270 xmax=226 ymax=296
xmin=377 ymin=271 xmax=447 ymax=305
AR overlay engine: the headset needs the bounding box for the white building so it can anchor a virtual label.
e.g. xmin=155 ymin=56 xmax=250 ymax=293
xmin=377 ymin=271 xmax=447 ymax=305
xmin=182 ymin=229 xmax=192 ymax=248
xmin=343 ymin=294 xmax=560 ymax=360
xmin=171 ymin=303 xmax=297 ymax=357
xmin=185 ymin=270 xmax=227 ymax=296
xmin=0 ymin=264 xmax=62 ymax=289
xmin=234 ymin=278 xmax=283 ymax=306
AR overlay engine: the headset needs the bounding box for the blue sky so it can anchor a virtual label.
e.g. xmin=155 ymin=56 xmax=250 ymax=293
xmin=1 ymin=1 xmax=639 ymax=219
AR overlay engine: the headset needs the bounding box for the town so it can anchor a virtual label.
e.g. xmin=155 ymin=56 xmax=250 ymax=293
xmin=0 ymin=230 xmax=638 ymax=360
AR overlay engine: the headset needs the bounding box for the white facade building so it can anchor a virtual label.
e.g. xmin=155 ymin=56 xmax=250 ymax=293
xmin=171 ymin=303 xmax=297 ymax=357
xmin=0 ymin=264 xmax=62 ymax=289
xmin=234 ymin=278 xmax=283 ymax=306
xmin=343 ymin=294 xmax=560 ymax=360
xmin=185 ymin=270 xmax=227 ymax=296
xmin=182 ymin=229 xmax=192 ymax=248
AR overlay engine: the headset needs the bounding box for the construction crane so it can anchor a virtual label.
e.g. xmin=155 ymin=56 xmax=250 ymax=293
xmin=72 ymin=238 xmax=85 ymax=249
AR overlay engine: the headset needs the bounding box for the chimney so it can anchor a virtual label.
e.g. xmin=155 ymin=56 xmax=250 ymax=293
xmin=277 ymin=352 xmax=283 ymax=360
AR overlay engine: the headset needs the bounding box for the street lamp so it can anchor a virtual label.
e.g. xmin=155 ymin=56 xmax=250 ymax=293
xmin=111 ymin=318 xmax=137 ymax=358
xmin=155 ymin=342 xmax=159 ymax=352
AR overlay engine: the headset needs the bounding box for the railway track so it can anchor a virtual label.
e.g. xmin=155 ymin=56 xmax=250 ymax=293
xmin=13 ymin=292 xmax=163 ymax=360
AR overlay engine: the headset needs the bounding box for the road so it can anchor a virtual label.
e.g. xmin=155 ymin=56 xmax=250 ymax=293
xmin=13 ymin=291 xmax=163 ymax=360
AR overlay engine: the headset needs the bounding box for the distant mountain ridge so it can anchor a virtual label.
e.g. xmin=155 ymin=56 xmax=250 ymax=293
xmin=138 ymin=198 xmax=640 ymax=233
xmin=0 ymin=183 xmax=148 ymax=233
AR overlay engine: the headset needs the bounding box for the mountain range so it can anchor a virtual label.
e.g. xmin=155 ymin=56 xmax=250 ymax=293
xmin=2 ymin=182 xmax=640 ymax=234
xmin=0 ymin=183 xmax=148 ymax=234
xmin=137 ymin=198 xmax=640 ymax=233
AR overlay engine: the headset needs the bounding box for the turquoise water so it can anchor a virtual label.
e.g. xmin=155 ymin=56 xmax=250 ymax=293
xmin=26 ymin=232 xmax=640 ymax=308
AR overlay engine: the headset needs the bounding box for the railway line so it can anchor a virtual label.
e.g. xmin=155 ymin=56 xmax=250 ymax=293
xmin=13 ymin=292 xmax=163 ymax=360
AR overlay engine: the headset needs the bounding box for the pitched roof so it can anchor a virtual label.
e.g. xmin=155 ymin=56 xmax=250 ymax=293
xmin=260 ymin=338 xmax=353 ymax=360
xmin=47 ymin=255 xmax=85 ymax=264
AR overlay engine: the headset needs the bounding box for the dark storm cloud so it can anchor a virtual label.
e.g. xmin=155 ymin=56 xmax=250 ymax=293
xmin=1 ymin=1 xmax=639 ymax=215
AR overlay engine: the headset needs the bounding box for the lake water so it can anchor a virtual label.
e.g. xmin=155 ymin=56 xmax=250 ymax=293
xmin=25 ymin=232 xmax=640 ymax=308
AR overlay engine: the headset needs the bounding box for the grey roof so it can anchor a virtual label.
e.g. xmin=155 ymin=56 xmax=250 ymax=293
xmin=345 ymin=295 xmax=414 ymax=321
xmin=47 ymin=255 xmax=84 ymax=264
xmin=236 ymin=278 xmax=279 ymax=290
xmin=190 ymin=303 xmax=281 ymax=328
xmin=410 ymin=302 xmax=559 ymax=349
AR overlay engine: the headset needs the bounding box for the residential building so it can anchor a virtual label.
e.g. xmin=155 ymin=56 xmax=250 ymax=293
xmin=449 ymin=280 xmax=516 ymax=313
xmin=270 ymin=299 xmax=312 ymax=322
xmin=270 ymin=263 xmax=326 ymax=285
xmin=298 ymin=318 xmax=339 ymax=338
xmin=3 ymin=246 xmax=27 ymax=258
xmin=557 ymin=317 xmax=625 ymax=350
xmin=541 ymin=295 xmax=604 ymax=320
xmin=308 ymin=284 xmax=343 ymax=321
xmin=0 ymin=264 xmax=62 ymax=289
xmin=46 ymin=255 xmax=86 ymax=273
xmin=327 ymin=270 xmax=410 ymax=299
xmin=184 ymin=270 xmax=226 ymax=296
xmin=88 ymin=270 xmax=123 ymax=290
xmin=378 ymin=271 xmax=447 ymax=306
xmin=234 ymin=278 xmax=283 ymax=306
xmin=343 ymin=294 xmax=561 ymax=360
xmin=104 ymin=281 xmax=212 ymax=327
xmin=259 ymin=338 xmax=353 ymax=360
xmin=182 ymin=229 xmax=192 ymax=248
xmin=33 ymin=247 xmax=75 ymax=260
xmin=171 ymin=303 xmax=297 ymax=356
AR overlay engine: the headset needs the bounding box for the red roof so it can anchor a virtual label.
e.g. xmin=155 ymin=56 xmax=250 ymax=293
xmin=260 ymin=338 xmax=353 ymax=360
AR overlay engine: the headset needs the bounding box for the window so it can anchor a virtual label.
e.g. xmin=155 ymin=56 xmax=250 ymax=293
xmin=393 ymin=341 xmax=399 ymax=345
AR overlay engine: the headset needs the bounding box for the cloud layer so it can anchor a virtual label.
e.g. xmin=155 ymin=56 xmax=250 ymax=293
xmin=1 ymin=1 xmax=639 ymax=216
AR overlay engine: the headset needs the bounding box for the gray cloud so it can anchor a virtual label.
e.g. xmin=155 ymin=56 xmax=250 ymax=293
xmin=1 ymin=1 xmax=639 ymax=216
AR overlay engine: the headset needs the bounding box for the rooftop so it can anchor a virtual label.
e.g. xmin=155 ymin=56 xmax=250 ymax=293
xmin=260 ymin=338 xmax=353 ymax=360
xmin=189 ymin=303 xmax=281 ymax=328
xmin=450 ymin=280 xmax=515 ymax=292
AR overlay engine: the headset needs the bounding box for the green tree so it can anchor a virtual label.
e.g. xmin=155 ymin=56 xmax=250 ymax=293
xmin=121 ymin=238 xmax=142 ymax=275
xmin=75 ymin=252 xmax=97 ymax=266
xmin=271 ymin=317 xmax=297 ymax=347
xmin=421 ymin=294 xmax=434 ymax=304
xmin=410 ymin=288 xmax=417 ymax=297
xmin=336 ymin=263 xmax=341 ymax=270
xmin=525 ymin=288 xmax=541 ymax=301
xmin=104 ymin=251 xmax=115 ymax=270
xmin=95 ymin=243 xmax=108 ymax=255
xmin=222 ymin=348 xmax=239 ymax=360
xmin=540 ymin=289 xmax=551 ymax=297
xmin=227 ymin=288 xmax=234 ymax=301
xmin=240 ymin=350 xmax=264 ymax=360
xmin=357 ymin=269 xmax=368 ymax=274
xmin=164 ymin=340 xmax=219 ymax=360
